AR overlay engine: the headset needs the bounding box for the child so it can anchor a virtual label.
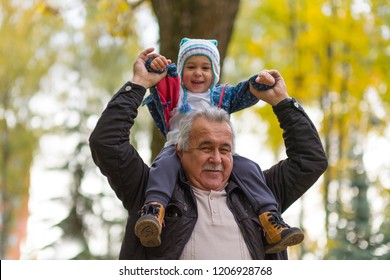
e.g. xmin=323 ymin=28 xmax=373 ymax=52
xmin=136 ymin=38 xmax=304 ymax=254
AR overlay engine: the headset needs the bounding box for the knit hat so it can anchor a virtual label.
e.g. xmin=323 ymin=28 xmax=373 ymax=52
xmin=177 ymin=38 xmax=220 ymax=113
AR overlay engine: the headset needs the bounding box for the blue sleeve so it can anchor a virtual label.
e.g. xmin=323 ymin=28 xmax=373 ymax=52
xmin=215 ymin=81 xmax=259 ymax=114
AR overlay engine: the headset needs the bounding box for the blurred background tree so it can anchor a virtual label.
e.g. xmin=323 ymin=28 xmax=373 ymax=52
xmin=0 ymin=0 xmax=62 ymax=259
xmin=1 ymin=0 xmax=389 ymax=259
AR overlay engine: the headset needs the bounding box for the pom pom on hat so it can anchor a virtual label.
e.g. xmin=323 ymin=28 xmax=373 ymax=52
xmin=177 ymin=38 xmax=220 ymax=113
xmin=178 ymin=100 xmax=192 ymax=114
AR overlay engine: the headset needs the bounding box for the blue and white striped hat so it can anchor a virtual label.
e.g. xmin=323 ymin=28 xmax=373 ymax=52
xmin=177 ymin=38 xmax=220 ymax=113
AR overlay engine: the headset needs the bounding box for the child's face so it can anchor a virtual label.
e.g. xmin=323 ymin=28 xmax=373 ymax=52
xmin=182 ymin=55 xmax=214 ymax=93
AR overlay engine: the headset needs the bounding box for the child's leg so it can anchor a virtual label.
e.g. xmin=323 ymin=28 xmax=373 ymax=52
xmin=145 ymin=145 xmax=180 ymax=206
xmin=232 ymin=154 xmax=278 ymax=214
xmin=135 ymin=145 xmax=180 ymax=247
xmin=232 ymin=154 xmax=304 ymax=254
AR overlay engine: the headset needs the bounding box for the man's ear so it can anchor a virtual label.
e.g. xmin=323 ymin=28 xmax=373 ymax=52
xmin=175 ymin=145 xmax=183 ymax=159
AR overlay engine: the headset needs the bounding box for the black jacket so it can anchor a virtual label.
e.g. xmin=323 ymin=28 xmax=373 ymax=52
xmin=89 ymin=81 xmax=328 ymax=259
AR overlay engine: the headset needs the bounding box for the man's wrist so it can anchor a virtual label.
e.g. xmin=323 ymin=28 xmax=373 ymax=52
xmin=273 ymin=97 xmax=304 ymax=113
xmin=274 ymin=97 xmax=293 ymax=107
xmin=131 ymin=77 xmax=148 ymax=90
xmin=122 ymin=81 xmax=147 ymax=93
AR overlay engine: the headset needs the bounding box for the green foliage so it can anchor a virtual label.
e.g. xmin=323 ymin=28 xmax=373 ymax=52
xmin=0 ymin=0 xmax=62 ymax=259
xmin=0 ymin=121 xmax=37 ymax=258
xmin=375 ymin=188 xmax=390 ymax=259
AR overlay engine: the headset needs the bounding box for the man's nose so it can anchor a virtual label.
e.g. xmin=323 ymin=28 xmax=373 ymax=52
xmin=209 ymin=149 xmax=222 ymax=163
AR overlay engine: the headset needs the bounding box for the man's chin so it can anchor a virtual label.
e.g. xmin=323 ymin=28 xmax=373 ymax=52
xmin=202 ymin=178 xmax=226 ymax=191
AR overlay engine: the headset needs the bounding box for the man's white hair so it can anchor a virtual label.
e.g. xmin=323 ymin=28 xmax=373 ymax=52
xmin=176 ymin=107 xmax=235 ymax=153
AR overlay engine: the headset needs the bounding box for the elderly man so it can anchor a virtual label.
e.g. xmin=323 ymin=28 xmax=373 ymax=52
xmin=89 ymin=48 xmax=327 ymax=260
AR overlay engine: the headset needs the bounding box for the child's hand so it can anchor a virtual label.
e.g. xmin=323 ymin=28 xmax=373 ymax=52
xmin=132 ymin=48 xmax=169 ymax=89
xmin=250 ymin=70 xmax=290 ymax=106
xmin=255 ymin=71 xmax=275 ymax=86
xmin=146 ymin=55 xmax=172 ymax=73
xmin=250 ymin=71 xmax=276 ymax=91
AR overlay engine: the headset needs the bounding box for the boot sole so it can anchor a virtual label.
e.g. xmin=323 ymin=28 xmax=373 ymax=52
xmin=134 ymin=217 xmax=161 ymax=247
xmin=265 ymin=230 xmax=304 ymax=254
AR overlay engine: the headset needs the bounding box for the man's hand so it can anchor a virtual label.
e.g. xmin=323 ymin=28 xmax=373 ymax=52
xmin=250 ymin=70 xmax=290 ymax=106
xmin=132 ymin=48 xmax=169 ymax=89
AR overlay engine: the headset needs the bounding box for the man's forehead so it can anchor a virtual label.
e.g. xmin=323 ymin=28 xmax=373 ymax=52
xmin=190 ymin=118 xmax=233 ymax=141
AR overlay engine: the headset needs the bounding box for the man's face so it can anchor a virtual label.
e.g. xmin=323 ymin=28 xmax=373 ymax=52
xmin=177 ymin=117 xmax=233 ymax=191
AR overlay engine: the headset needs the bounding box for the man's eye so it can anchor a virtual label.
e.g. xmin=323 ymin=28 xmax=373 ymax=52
xmin=200 ymin=147 xmax=212 ymax=153
xmin=220 ymin=148 xmax=231 ymax=154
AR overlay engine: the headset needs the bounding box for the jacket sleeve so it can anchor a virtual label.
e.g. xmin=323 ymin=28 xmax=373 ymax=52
xmin=264 ymin=98 xmax=328 ymax=213
xmin=89 ymin=82 xmax=150 ymax=212
xmin=216 ymin=80 xmax=260 ymax=114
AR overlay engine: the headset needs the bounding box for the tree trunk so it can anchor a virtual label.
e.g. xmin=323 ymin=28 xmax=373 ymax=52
xmin=149 ymin=0 xmax=241 ymax=159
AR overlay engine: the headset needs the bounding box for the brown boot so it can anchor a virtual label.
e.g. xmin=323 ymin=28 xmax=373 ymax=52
xmin=259 ymin=211 xmax=304 ymax=254
xmin=134 ymin=202 xmax=165 ymax=247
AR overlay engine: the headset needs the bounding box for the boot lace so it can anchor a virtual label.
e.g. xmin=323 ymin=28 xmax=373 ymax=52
xmin=267 ymin=212 xmax=291 ymax=230
xmin=142 ymin=204 xmax=161 ymax=216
